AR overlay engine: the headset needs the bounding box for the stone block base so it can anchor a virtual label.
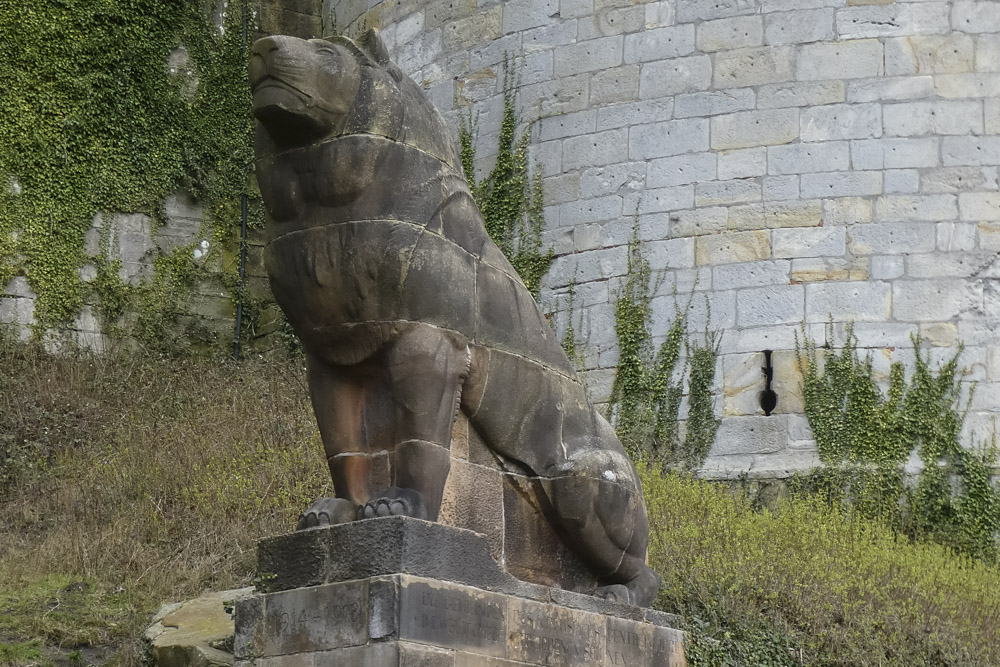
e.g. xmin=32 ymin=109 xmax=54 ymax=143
xmin=235 ymin=574 xmax=685 ymax=666
xmin=235 ymin=518 xmax=686 ymax=666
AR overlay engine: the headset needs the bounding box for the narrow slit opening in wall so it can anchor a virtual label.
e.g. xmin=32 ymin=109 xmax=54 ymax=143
xmin=759 ymin=349 xmax=777 ymax=417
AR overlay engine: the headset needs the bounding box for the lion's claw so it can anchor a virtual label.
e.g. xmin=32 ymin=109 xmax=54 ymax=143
xmin=359 ymin=487 xmax=428 ymax=520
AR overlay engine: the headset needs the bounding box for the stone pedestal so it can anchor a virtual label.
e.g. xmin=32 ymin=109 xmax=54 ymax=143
xmin=235 ymin=518 xmax=686 ymax=666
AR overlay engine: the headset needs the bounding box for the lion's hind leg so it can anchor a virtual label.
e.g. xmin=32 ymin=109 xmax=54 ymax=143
xmin=545 ymin=447 xmax=661 ymax=607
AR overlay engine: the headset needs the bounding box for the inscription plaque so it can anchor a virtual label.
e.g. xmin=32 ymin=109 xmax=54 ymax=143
xmin=508 ymin=597 xmax=604 ymax=666
xmin=399 ymin=580 xmax=508 ymax=657
xmin=261 ymin=581 xmax=367 ymax=656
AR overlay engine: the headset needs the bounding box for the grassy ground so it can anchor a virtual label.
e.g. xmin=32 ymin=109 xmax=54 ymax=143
xmin=1 ymin=336 xmax=999 ymax=665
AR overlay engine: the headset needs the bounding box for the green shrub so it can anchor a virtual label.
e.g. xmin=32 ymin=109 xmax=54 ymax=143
xmin=641 ymin=464 xmax=1000 ymax=666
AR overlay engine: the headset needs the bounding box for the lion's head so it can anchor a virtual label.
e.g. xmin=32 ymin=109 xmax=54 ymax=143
xmin=250 ymin=29 xmax=459 ymax=174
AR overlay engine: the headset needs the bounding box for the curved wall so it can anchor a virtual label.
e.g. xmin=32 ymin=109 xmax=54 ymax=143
xmin=328 ymin=0 xmax=1000 ymax=478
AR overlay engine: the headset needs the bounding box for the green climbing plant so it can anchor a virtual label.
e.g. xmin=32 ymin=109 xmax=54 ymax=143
xmin=606 ymin=222 xmax=719 ymax=468
xmin=0 ymin=1 xmax=256 ymax=343
xmin=458 ymin=56 xmax=553 ymax=298
xmin=794 ymin=324 xmax=1000 ymax=562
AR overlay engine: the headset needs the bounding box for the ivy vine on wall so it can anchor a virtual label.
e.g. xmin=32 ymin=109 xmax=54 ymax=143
xmin=794 ymin=325 xmax=1000 ymax=562
xmin=0 ymin=1 xmax=255 ymax=342
xmin=458 ymin=56 xmax=553 ymax=298
xmin=606 ymin=222 xmax=720 ymax=468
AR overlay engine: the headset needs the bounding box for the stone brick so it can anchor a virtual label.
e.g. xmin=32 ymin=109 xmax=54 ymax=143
xmin=677 ymin=0 xmax=761 ymax=23
xmin=987 ymin=99 xmax=1000 ymax=134
xmin=805 ymin=281 xmax=891 ymax=322
xmin=907 ymin=252 xmax=993 ymax=279
xmin=697 ymin=16 xmax=764 ymax=52
xmin=717 ymin=323 xmax=799 ymax=356
xmin=800 ymin=103 xmax=881 ymax=141
xmin=578 ymin=5 xmax=645 ymax=40
xmin=959 ymin=192 xmax=1000 ymax=220
xmin=553 ymin=36 xmax=623 ymax=77
xmin=714 ymin=260 xmax=792 ymax=290
xmin=558 ymin=194 xmax=623 ymax=225
xmin=637 ymin=186 xmax=696 ymax=214
xmin=644 ymin=2 xmax=676 ymax=29
xmin=894 ymin=279 xmax=982 ymax=321
xmin=800 ymin=171 xmax=883 ymax=198
xmin=638 ymin=55 xmax=713 ymax=98
xmin=938 ymin=70 xmax=1000 ymax=99
xmin=797 ymin=39 xmax=884 ymax=80
xmin=884 ymin=169 xmax=920 ymax=194
xmin=979 ymin=222 xmax=1000 ymax=251
xmin=875 ymin=194 xmax=958 ymax=222
xmin=846 ymin=76 xmax=935 ymax=103
xmin=870 ymin=255 xmax=905 ymax=280
xmin=596 ymin=99 xmax=674 ymax=130
xmin=823 ymin=197 xmax=872 ymax=225
xmin=560 ymin=0 xmax=594 ymax=19
xmin=589 ymin=65 xmax=641 ymax=105
xmin=757 ymin=81 xmax=845 ymax=109
xmin=937 ymin=222 xmax=978 ymax=251
xmin=837 ymin=3 xmax=951 ymax=40
xmin=696 ymin=179 xmax=762 ymax=207
xmin=673 ymin=89 xmax=756 ymax=118
xmin=883 ymin=101 xmax=983 ymax=137
xmin=629 ymin=118 xmax=710 ymax=160
xmin=764 ymin=8 xmax=835 ymax=45
xmin=623 ymin=25 xmax=696 ymax=63
xmin=978 ymin=35 xmax=1000 ymax=72
xmin=849 ymin=222 xmax=937 ymax=255
xmin=563 ymin=128 xmax=629 ymax=170
xmin=764 ymin=200 xmax=824 ymax=228
xmin=884 ymin=34 xmax=975 ymax=76
xmin=442 ymin=7 xmax=501 ymax=51
xmin=501 ymin=0 xmax=558 ymax=33
xmin=763 ymin=175 xmax=800 ymax=200
xmin=579 ymin=162 xmax=647 ymax=197
xmin=767 ymin=141 xmax=850 ymax=175
xmin=713 ymin=46 xmax=796 ymax=88
xmin=696 ymin=230 xmax=771 ymax=265
xmin=521 ymin=21 xmax=578 ymax=51
xmin=711 ymin=108 xmax=799 ymax=150
xmin=538 ymin=110 xmax=596 ymax=142
xmin=718 ymin=147 xmax=767 ymax=180
xmin=921 ymin=166 xmax=1000 ymax=193
xmin=942 ymin=136 xmax=1000 ymax=166
xmin=647 ymin=153 xmax=718 ymax=187
xmin=669 ymin=207 xmax=729 ymax=236
xmin=645 ymin=237 xmax=697 ymax=270
xmin=737 ymin=284 xmax=805 ymax=327
xmin=722 ymin=352 xmax=766 ymax=417
xmin=773 ymin=227 xmax=846 ymax=259
xmin=952 ymin=1 xmax=1000 ymax=34
xmin=710 ymin=416 xmax=789 ymax=457
xmin=850 ymin=137 xmax=940 ymax=170
xmin=791 ymin=257 xmax=869 ymax=282
xmin=542 ymin=172 xmax=581 ymax=205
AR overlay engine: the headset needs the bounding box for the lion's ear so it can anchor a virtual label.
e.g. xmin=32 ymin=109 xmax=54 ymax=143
xmin=359 ymin=28 xmax=403 ymax=81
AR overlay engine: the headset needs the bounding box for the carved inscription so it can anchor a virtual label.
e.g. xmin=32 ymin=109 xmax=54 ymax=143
xmin=261 ymin=581 xmax=368 ymax=657
xmin=508 ymin=599 xmax=603 ymax=666
xmin=606 ymin=618 xmax=686 ymax=666
xmin=399 ymin=581 xmax=507 ymax=657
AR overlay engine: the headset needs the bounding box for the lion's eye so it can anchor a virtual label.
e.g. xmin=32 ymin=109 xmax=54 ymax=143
xmin=316 ymin=47 xmax=338 ymax=56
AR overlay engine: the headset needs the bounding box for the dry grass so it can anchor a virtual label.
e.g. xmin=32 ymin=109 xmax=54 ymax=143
xmin=0 ymin=337 xmax=330 ymax=664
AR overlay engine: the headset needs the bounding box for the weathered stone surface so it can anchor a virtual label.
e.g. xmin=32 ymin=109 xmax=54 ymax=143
xmin=145 ymin=588 xmax=255 ymax=667
xmin=252 ymin=30 xmax=658 ymax=608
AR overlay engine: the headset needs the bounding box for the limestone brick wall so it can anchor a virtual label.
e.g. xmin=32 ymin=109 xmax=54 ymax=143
xmin=330 ymin=0 xmax=1000 ymax=478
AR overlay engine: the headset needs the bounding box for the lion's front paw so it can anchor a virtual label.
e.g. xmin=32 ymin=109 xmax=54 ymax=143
xmin=360 ymin=487 xmax=428 ymax=520
xmin=297 ymin=497 xmax=358 ymax=530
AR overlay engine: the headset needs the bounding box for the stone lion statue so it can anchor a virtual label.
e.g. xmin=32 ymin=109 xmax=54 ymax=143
xmin=249 ymin=29 xmax=660 ymax=607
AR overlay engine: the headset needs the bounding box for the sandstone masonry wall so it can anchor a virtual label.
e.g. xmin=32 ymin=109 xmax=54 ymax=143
xmin=329 ymin=0 xmax=1000 ymax=478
